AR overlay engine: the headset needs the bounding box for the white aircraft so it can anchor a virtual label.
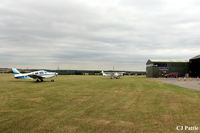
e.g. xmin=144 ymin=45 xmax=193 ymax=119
xmin=101 ymin=70 xmax=125 ymax=79
xmin=12 ymin=68 xmax=58 ymax=82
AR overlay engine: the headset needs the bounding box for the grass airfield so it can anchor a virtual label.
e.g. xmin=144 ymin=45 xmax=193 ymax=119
xmin=1 ymin=74 xmax=200 ymax=133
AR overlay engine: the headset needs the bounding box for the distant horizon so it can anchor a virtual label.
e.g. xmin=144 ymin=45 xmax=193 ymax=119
xmin=0 ymin=55 xmax=195 ymax=71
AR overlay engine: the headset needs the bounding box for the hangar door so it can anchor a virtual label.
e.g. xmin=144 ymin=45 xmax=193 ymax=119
xmin=189 ymin=56 xmax=200 ymax=77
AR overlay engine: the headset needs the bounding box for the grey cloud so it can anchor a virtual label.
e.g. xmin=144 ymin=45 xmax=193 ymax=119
xmin=0 ymin=0 xmax=200 ymax=70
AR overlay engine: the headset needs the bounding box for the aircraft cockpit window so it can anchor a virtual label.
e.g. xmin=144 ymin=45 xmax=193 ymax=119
xmin=40 ymin=72 xmax=44 ymax=74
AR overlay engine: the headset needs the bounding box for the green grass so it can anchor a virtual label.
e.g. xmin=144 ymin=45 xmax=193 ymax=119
xmin=1 ymin=74 xmax=200 ymax=133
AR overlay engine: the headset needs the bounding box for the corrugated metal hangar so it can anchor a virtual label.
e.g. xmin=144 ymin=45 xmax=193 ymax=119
xmin=146 ymin=55 xmax=200 ymax=77
xmin=146 ymin=59 xmax=189 ymax=77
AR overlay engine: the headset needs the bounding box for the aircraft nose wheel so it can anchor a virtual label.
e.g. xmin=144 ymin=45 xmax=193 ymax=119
xmin=51 ymin=79 xmax=54 ymax=82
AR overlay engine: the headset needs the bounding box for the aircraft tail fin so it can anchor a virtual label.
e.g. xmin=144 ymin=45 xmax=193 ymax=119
xmin=12 ymin=68 xmax=21 ymax=74
xmin=101 ymin=70 xmax=107 ymax=76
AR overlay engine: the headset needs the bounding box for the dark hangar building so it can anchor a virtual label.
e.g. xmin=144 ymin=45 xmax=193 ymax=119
xmin=146 ymin=59 xmax=189 ymax=77
xmin=146 ymin=55 xmax=200 ymax=77
xmin=189 ymin=55 xmax=200 ymax=77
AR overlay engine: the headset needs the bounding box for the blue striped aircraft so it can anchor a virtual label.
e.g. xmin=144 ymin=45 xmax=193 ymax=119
xmin=12 ymin=68 xmax=58 ymax=82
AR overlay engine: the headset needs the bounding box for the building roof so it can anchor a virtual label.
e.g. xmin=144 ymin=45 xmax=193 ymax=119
xmin=148 ymin=59 xmax=189 ymax=63
xmin=190 ymin=55 xmax=200 ymax=60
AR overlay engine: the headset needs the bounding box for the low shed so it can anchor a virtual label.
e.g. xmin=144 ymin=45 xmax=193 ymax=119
xmin=146 ymin=59 xmax=189 ymax=77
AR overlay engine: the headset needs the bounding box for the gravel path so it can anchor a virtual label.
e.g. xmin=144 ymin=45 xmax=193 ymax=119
xmin=152 ymin=78 xmax=200 ymax=90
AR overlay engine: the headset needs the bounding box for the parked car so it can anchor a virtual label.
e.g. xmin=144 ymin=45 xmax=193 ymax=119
xmin=164 ymin=72 xmax=178 ymax=78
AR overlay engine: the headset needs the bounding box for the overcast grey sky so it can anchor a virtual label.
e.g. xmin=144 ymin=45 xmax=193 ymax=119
xmin=0 ymin=0 xmax=200 ymax=70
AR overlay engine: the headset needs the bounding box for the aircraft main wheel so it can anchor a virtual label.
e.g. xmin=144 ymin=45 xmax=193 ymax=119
xmin=51 ymin=79 xmax=54 ymax=82
xmin=40 ymin=79 xmax=44 ymax=82
xmin=36 ymin=79 xmax=39 ymax=82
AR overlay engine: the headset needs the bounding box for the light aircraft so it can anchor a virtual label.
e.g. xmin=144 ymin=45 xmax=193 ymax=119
xmin=101 ymin=70 xmax=125 ymax=79
xmin=12 ymin=68 xmax=58 ymax=82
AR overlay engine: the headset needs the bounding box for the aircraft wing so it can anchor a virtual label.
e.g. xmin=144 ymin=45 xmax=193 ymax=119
xmin=28 ymin=74 xmax=43 ymax=79
xmin=105 ymin=72 xmax=113 ymax=76
xmin=105 ymin=72 xmax=113 ymax=74
xmin=119 ymin=72 xmax=125 ymax=75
